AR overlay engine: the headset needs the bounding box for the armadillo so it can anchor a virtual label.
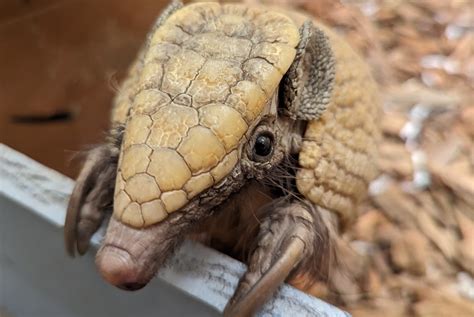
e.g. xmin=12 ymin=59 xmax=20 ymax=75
xmin=65 ymin=1 xmax=380 ymax=316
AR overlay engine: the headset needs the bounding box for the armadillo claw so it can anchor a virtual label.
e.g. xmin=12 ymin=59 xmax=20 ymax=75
xmin=65 ymin=145 xmax=116 ymax=257
xmin=75 ymin=199 xmax=105 ymax=255
xmin=223 ymin=202 xmax=316 ymax=317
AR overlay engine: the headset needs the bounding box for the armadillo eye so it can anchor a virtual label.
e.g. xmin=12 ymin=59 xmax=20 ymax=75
xmin=253 ymin=132 xmax=274 ymax=159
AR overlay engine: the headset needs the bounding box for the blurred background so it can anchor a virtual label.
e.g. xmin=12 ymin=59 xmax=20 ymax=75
xmin=0 ymin=0 xmax=169 ymax=177
xmin=1 ymin=0 xmax=473 ymax=316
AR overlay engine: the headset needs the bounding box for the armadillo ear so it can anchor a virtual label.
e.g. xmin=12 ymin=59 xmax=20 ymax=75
xmin=280 ymin=21 xmax=336 ymax=121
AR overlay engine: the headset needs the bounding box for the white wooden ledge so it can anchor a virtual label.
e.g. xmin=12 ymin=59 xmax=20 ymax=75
xmin=0 ymin=143 xmax=350 ymax=317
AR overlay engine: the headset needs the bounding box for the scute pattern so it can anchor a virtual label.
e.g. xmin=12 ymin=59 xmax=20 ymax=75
xmin=112 ymin=3 xmax=300 ymax=227
xmin=296 ymin=27 xmax=380 ymax=225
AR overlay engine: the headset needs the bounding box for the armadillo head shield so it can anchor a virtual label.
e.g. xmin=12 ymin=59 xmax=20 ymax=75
xmin=96 ymin=1 xmax=335 ymax=290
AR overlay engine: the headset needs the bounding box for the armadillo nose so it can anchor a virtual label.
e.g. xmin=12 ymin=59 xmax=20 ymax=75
xmin=96 ymin=246 xmax=146 ymax=291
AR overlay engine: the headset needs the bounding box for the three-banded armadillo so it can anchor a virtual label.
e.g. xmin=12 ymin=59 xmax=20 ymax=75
xmin=65 ymin=1 xmax=379 ymax=316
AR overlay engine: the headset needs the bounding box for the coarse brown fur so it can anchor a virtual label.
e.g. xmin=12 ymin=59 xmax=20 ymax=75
xmin=195 ymin=161 xmax=334 ymax=288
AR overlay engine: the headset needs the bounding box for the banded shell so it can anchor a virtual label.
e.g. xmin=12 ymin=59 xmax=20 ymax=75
xmin=295 ymin=23 xmax=380 ymax=225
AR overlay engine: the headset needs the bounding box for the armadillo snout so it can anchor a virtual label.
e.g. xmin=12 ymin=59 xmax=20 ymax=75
xmin=95 ymin=215 xmax=178 ymax=290
xmin=96 ymin=245 xmax=147 ymax=291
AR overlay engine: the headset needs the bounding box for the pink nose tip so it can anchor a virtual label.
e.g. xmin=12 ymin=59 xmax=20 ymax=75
xmin=96 ymin=246 xmax=146 ymax=291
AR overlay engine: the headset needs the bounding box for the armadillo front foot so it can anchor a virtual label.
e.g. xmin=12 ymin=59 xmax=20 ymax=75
xmin=64 ymin=144 xmax=117 ymax=256
xmin=223 ymin=201 xmax=323 ymax=317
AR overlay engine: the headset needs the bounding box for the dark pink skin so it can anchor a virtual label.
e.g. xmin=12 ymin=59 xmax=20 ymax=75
xmin=96 ymin=215 xmax=185 ymax=291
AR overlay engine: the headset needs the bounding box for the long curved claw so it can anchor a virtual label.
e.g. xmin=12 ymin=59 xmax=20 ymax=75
xmin=64 ymin=145 xmax=116 ymax=257
xmin=224 ymin=235 xmax=307 ymax=317
xmin=224 ymin=203 xmax=317 ymax=317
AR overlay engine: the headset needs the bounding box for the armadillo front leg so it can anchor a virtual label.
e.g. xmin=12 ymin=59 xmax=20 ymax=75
xmin=224 ymin=200 xmax=329 ymax=317
xmin=64 ymin=143 xmax=118 ymax=256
